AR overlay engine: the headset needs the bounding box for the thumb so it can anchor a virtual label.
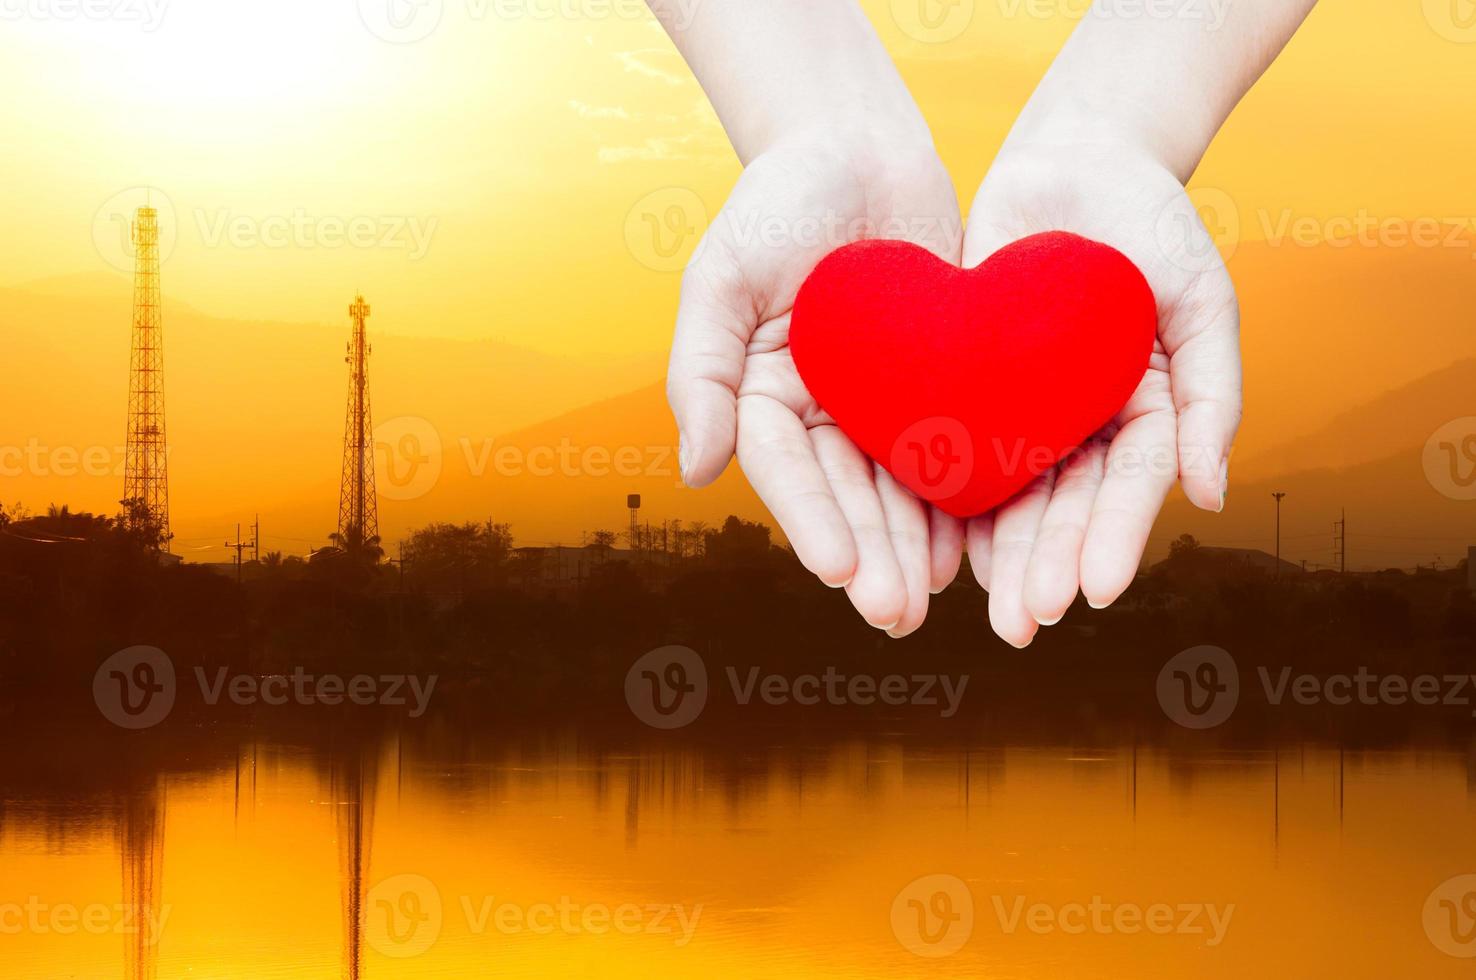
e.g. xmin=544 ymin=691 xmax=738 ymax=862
xmin=1169 ymin=306 xmax=1243 ymax=512
xmin=667 ymin=245 xmax=751 ymax=488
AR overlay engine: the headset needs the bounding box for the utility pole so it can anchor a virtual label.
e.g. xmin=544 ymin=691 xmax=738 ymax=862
xmin=392 ymin=541 xmax=406 ymax=592
xmin=252 ymin=514 xmax=260 ymax=565
xmin=1333 ymin=509 xmax=1347 ymax=574
xmin=386 ymin=541 xmax=407 ymax=652
xmin=1271 ymin=492 xmax=1287 ymax=577
xmin=226 ymin=522 xmax=256 ymax=586
xmin=627 ymin=494 xmax=641 ymax=555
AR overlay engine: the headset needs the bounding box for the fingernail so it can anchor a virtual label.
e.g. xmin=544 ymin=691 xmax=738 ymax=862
xmin=1217 ymin=456 xmax=1229 ymax=512
xmin=1035 ymin=613 xmax=1063 ymax=627
xmin=877 ymin=620 xmax=900 ymax=632
xmin=678 ymin=437 xmax=696 ymax=485
xmin=1088 ymin=598 xmax=1111 ymax=610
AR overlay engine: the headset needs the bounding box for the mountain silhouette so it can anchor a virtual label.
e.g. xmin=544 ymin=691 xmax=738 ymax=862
xmin=374 ymin=380 xmax=767 ymax=546
xmin=8 ymin=234 xmax=1476 ymax=562
xmin=1235 ymin=358 xmax=1476 ymax=481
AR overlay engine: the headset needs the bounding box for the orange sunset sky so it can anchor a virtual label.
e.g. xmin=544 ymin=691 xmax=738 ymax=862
xmin=3 ymin=0 xmax=1476 ymax=567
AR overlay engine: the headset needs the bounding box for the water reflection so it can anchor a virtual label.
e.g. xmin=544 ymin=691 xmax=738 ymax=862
xmin=2 ymin=727 xmax=1475 ymax=978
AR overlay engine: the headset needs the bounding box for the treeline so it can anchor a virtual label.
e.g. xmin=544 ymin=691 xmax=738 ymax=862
xmin=1 ymin=505 xmax=1474 ymax=740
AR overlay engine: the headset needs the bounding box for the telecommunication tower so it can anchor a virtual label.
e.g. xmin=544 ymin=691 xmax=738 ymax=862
xmin=337 ymin=295 xmax=379 ymax=552
xmin=122 ymin=206 xmax=171 ymax=550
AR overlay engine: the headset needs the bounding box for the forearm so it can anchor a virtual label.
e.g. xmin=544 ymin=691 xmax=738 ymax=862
xmin=646 ymin=0 xmax=931 ymax=164
xmin=1005 ymin=0 xmax=1318 ymax=180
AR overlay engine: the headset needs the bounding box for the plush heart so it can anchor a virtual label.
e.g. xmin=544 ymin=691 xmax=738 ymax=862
xmin=789 ymin=231 xmax=1157 ymax=518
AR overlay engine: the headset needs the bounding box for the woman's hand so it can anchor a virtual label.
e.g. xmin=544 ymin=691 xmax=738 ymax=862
xmin=672 ymin=129 xmax=966 ymax=636
xmin=953 ymin=0 xmax=1317 ymax=646
xmin=961 ymin=138 xmax=1240 ymax=647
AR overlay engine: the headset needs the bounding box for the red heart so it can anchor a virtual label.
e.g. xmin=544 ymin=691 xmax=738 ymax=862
xmin=789 ymin=231 xmax=1156 ymax=518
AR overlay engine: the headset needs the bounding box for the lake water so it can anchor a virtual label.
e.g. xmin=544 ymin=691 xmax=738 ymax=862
xmin=3 ymin=728 xmax=1474 ymax=978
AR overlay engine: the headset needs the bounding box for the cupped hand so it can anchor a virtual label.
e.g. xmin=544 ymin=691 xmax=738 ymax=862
xmin=669 ymin=130 xmax=967 ymax=637
xmin=961 ymin=140 xmax=1241 ymax=647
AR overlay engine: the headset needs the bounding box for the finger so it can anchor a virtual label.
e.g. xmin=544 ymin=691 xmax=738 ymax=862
xmin=1167 ymin=301 xmax=1242 ymax=513
xmin=965 ymin=513 xmax=995 ymax=591
xmin=736 ymin=394 xmax=856 ymax=588
xmin=988 ymin=472 xmax=1056 ymax=649
xmin=667 ymin=247 xmax=750 ymax=488
xmin=874 ymin=468 xmax=932 ymax=638
xmin=1080 ymin=410 xmax=1179 ymax=609
xmin=928 ymin=508 xmax=965 ymax=595
xmin=1023 ymin=439 xmax=1109 ymax=627
xmin=811 ymin=427 xmax=909 ymax=631
xmin=960 ymin=217 xmax=1018 ymax=271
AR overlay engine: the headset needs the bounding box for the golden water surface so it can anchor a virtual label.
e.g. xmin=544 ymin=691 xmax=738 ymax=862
xmin=3 ymin=732 xmax=1474 ymax=978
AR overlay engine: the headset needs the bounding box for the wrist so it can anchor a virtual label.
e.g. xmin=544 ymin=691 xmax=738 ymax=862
xmin=759 ymin=99 xmax=935 ymax=164
xmin=741 ymin=65 xmax=934 ymax=163
xmin=1001 ymin=84 xmax=1210 ymax=184
xmin=653 ymin=0 xmax=930 ymax=165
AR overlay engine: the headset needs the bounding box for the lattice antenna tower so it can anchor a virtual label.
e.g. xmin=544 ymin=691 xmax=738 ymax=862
xmin=122 ymin=205 xmax=171 ymax=551
xmin=336 ymin=295 xmax=378 ymax=553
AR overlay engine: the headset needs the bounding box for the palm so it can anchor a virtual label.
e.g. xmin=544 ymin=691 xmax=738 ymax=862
xmin=960 ymin=142 xmax=1241 ymax=646
xmin=670 ymin=135 xmax=966 ymax=634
